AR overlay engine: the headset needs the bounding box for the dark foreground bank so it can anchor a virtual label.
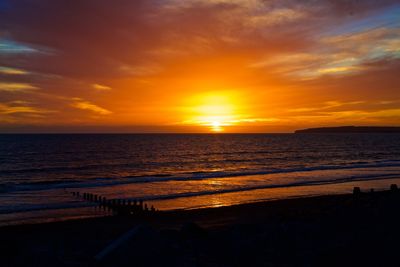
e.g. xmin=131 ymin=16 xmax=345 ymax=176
xmin=2 ymin=186 xmax=400 ymax=267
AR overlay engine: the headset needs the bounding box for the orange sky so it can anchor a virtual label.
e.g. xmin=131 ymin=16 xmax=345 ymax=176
xmin=0 ymin=0 xmax=399 ymax=132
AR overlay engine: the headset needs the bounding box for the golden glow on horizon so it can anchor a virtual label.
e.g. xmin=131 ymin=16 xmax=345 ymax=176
xmin=183 ymin=92 xmax=243 ymax=132
xmin=211 ymin=121 xmax=223 ymax=132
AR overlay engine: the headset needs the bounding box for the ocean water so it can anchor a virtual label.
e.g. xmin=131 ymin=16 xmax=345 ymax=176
xmin=1 ymin=133 xmax=400 ymax=225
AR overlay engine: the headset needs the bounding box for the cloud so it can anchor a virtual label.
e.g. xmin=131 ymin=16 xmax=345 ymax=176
xmin=283 ymin=98 xmax=400 ymax=124
xmin=313 ymin=108 xmax=400 ymax=122
xmin=0 ymin=82 xmax=38 ymax=92
xmin=0 ymin=66 xmax=28 ymax=75
xmin=250 ymin=25 xmax=400 ymax=79
xmin=245 ymin=8 xmax=307 ymax=27
xmin=119 ymin=64 xmax=162 ymax=76
xmin=288 ymin=101 xmax=366 ymax=113
xmin=0 ymin=39 xmax=38 ymax=54
xmin=1 ymin=0 xmax=398 ymax=81
xmin=0 ymin=103 xmax=50 ymax=115
xmin=70 ymin=98 xmax=112 ymax=115
xmin=92 ymin=83 xmax=112 ymax=91
xmin=0 ymin=101 xmax=55 ymax=123
xmin=233 ymin=117 xmax=280 ymax=123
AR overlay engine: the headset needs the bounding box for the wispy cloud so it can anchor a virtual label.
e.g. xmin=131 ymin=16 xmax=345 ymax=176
xmin=0 ymin=66 xmax=29 ymax=75
xmin=249 ymin=6 xmax=400 ymax=80
xmin=0 ymin=82 xmax=38 ymax=92
xmin=0 ymin=105 xmax=50 ymax=115
xmin=0 ymin=39 xmax=38 ymax=54
xmin=301 ymin=108 xmax=400 ymax=122
xmin=92 ymin=84 xmax=112 ymax=91
xmin=289 ymin=101 xmax=366 ymax=113
xmin=119 ymin=64 xmax=162 ymax=76
xmin=71 ymin=98 xmax=112 ymax=115
xmin=0 ymin=101 xmax=54 ymax=124
xmin=245 ymin=8 xmax=307 ymax=28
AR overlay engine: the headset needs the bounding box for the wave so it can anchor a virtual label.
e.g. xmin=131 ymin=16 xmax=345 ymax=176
xmin=1 ymin=159 xmax=400 ymax=193
xmin=0 ymin=201 xmax=94 ymax=215
xmin=2 ymin=172 xmax=400 ymax=215
xmin=139 ymin=172 xmax=400 ymax=201
xmin=4 ymin=154 xmax=398 ymax=175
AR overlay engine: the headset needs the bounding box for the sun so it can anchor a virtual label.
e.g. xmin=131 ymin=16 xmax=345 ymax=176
xmin=211 ymin=121 xmax=223 ymax=132
xmin=183 ymin=91 xmax=242 ymax=132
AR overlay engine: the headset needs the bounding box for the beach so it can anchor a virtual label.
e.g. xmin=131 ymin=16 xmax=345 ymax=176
xmin=2 ymin=134 xmax=400 ymax=226
xmin=1 ymin=134 xmax=400 ymax=266
xmin=2 ymin=185 xmax=400 ymax=267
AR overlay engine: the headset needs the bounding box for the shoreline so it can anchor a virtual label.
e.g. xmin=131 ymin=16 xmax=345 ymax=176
xmin=2 ymin=186 xmax=400 ymax=266
xmin=1 ymin=183 xmax=398 ymax=230
xmin=2 ymin=175 xmax=400 ymax=227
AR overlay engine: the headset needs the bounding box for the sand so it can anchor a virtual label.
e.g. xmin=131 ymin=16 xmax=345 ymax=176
xmin=1 ymin=187 xmax=400 ymax=267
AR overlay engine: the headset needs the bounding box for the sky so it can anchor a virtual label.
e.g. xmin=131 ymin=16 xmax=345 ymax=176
xmin=0 ymin=0 xmax=399 ymax=133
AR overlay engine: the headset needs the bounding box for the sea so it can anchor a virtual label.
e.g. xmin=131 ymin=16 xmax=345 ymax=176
xmin=1 ymin=133 xmax=400 ymax=226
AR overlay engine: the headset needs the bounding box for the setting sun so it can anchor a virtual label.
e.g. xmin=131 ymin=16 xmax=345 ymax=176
xmin=210 ymin=121 xmax=223 ymax=132
xmin=182 ymin=92 xmax=243 ymax=132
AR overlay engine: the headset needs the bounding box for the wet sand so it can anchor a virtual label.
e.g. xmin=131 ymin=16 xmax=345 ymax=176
xmin=2 ymin=186 xmax=400 ymax=267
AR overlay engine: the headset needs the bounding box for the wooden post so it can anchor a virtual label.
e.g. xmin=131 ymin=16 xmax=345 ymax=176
xmin=103 ymin=197 xmax=107 ymax=209
xmin=353 ymin=187 xmax=361 ymax=196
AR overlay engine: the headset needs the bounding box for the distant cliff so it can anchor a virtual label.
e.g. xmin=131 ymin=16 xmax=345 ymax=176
xmin=294 ymin=126 xmax=400 ymax=133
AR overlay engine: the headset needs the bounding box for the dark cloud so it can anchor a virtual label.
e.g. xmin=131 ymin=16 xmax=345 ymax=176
xmin=0 ymin=0 xmax=160 ymax=78
xmin=1 ymin=0 xmax=396 ymax=78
